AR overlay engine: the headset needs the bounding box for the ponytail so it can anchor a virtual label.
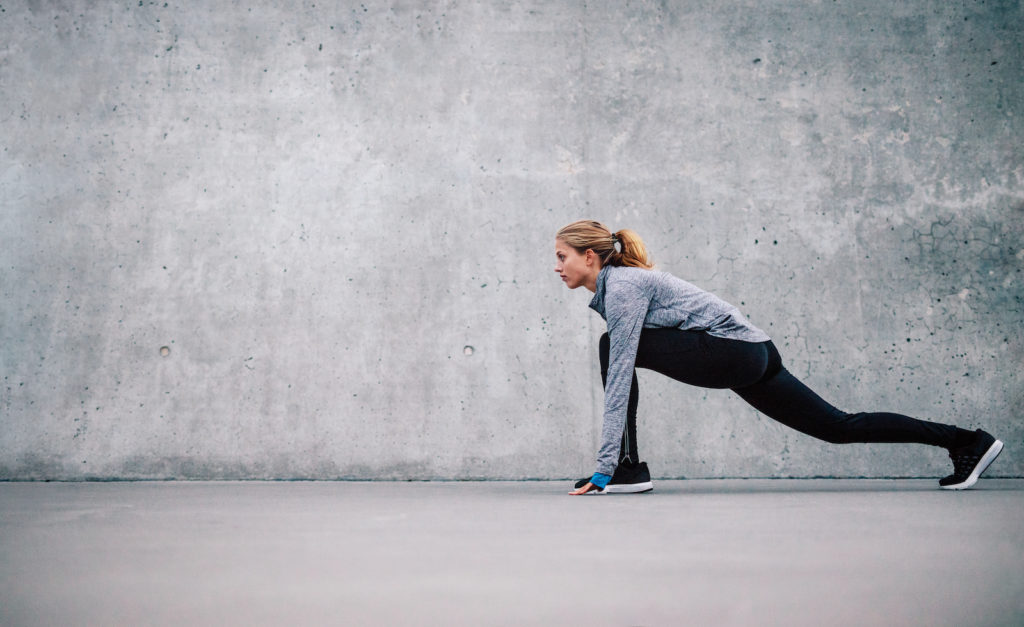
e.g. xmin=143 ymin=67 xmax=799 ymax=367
xmin=610 ymin=229 xmax=652 ymax=269
xmin=556 ymin=220 xmax=653 ymax=269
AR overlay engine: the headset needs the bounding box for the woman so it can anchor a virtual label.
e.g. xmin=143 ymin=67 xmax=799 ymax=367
xmin=554 ymin=220 xmax=1003 ymax=495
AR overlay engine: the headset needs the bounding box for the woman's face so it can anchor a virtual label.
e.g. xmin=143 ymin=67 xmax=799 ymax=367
xmin=554 ymin=238 xmax=593 ymax=290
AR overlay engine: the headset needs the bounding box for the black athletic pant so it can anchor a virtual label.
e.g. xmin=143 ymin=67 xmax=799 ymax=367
xmin=599 ymin=328 xmax=964 ymax=464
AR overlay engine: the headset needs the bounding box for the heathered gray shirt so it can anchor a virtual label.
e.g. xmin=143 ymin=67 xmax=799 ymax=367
xmin=588 ymin=265 xmax=771 ymax=476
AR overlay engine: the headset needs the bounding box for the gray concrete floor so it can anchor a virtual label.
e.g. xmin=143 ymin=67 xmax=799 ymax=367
xmin=1 ymin=480 xmax=1022 ymax=627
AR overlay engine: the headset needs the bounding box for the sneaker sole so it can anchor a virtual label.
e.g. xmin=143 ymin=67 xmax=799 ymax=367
xmin=940 ymin=439 xmax=1003 ymax=490
xmin=601 ymin=481 xmax=654 ymax=494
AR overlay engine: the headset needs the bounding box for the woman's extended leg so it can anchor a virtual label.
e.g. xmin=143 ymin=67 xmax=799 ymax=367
xmin=630 ymin=328 xmax=975 ymax=449
xmin=726 ymin=340 xmax=1002 ymax=488
xmin=729 ymin=341 xmax=967 ymax=448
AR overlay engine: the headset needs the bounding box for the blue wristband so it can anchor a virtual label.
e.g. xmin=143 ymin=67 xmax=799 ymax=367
xmin=590 ymin=472 xmax=612 ymax=489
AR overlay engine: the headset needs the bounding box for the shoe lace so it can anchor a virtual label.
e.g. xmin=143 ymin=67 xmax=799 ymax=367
xmin=949 ymin=449 xmax=981 ymax=477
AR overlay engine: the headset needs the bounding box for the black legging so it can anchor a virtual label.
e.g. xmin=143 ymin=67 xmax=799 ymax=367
xmin=599 ymin=328 xmax=965 ymax=464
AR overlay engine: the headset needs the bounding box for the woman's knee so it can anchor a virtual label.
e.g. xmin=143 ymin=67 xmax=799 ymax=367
xmin=818 ymin=413 xmax=868 ymax=444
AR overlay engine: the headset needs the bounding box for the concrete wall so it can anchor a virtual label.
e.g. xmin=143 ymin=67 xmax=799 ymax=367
xmin=2 ymin=1 xmax=1021 ymax=481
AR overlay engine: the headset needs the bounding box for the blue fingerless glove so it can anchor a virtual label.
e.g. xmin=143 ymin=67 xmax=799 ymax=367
xmin=590 ymin=472 xmax=612 ymax=489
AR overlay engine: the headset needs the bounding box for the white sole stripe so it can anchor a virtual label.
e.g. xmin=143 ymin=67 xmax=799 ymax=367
xmin=602 ymin=481 xmax=654 ymax=494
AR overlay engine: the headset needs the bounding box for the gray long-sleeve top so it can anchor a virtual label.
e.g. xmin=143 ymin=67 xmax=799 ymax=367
xmin=588 ymin=265 xmax=771 ymax=476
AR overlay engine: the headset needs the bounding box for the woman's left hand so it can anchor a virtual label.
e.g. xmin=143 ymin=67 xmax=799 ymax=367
xmin=568 ymin=482 xmax=601 ymax=495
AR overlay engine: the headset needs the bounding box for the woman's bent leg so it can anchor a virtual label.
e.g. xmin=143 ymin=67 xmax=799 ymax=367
xmin=599 ymin=328 xmax=764 ymax=462
xmin=633 ymin=328 xmax=773 ymax=389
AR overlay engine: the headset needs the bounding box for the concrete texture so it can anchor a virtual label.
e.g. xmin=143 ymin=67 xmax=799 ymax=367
xmin=1 ymin=2 xmax=1022 ymax=480
xmin=1 ymin=480 xmax=1023 ymax=626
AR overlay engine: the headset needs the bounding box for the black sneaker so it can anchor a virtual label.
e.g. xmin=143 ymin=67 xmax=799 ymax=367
xmin=573 ymin=461 xmax=654 ymax=494
xmin=939 ymin=429 xmax=1003 ymax=490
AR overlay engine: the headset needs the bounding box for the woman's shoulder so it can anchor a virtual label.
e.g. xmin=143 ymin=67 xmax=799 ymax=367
xmin=607 ymin=266 xmax=704 ymax=301
xmin=602 ymin=266 xmax=671 ymax=299
xmin=606 ymin=265 xmax=669 ymax=285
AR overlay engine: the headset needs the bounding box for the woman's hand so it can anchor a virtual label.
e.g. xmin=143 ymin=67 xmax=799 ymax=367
xmin=568 ymin=482 xmax=601 ymax=495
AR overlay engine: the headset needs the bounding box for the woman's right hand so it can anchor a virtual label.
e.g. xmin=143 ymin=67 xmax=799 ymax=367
xmin=568 ymin=482 xmax=601 ymax=495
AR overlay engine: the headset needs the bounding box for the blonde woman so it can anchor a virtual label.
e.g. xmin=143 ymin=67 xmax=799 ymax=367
xmin=554 ymin=220 xmax=1003 ymax=495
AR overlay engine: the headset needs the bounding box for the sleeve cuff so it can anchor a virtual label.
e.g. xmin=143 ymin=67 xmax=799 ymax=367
xmin=590 ymin=472 xmax=612 ymax=489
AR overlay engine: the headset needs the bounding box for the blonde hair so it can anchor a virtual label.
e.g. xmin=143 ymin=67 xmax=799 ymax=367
xmin=556 ymin=220 xmax=653 ymax=269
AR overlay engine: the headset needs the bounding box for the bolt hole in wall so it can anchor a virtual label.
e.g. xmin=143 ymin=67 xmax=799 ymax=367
xmin=159 ymin=346 xmax=171 ymax=357
xmin=463 ymin=346 xmax=474 ymax=356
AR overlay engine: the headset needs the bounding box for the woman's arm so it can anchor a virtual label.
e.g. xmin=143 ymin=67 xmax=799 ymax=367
xmin=591 ymin=280 xmax=650 ymax=476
